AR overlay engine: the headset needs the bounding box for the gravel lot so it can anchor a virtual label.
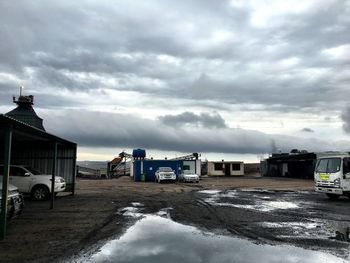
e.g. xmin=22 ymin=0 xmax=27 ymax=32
xmin=0 ymin=176 xmax=349 ymax=262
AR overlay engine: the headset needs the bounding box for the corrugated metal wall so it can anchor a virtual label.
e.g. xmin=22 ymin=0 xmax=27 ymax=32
xmin=10 ymin=147 xmax=76 ymax=192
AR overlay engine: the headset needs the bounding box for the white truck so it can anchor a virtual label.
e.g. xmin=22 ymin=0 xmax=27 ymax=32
xmin=0 ymin=165 xmax=66 ymax=201
xmin=314 ymin=154 xmax=350 ymax=200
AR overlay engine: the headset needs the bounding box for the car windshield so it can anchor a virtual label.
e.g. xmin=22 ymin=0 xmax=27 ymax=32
xmin=315 ymin=158 xmax=341 ymax=173
xmin=24 ymin=166 xmax=42 ymax=175
xmin=158 ymin=167 xmax=172 ymax=172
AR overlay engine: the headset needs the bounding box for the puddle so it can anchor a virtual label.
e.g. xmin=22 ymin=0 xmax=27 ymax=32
xmin=78 ymin=214 xmax=347 ymax=263
xmin=118 ymin=207 xmax=143 ymax=218
xmin=131 ymin=202 xmax=144 ymax=207
xmin=198 ymin=190 xmax=221 ymax=194
xmin=155 ymin=207 xmax=173 ymax=218
xmin=260 ymin=220 xmax=350 ymax=243
xmin=200 ymin=190 xmax=300 ymax=212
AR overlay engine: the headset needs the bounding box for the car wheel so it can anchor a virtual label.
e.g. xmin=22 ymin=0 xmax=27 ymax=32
xmin=326 ymin=193 xmax=340 ymax=200
xmin=31 ymin=185 xmax=50 ymax=201
xmin=196 ymin=180 xmax=199 ymax=183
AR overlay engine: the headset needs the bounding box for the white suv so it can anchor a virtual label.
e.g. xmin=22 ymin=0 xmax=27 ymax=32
xmin=0 ymin=165 xmax=66 ymax=201
xmin=155 ymin=167 xmax=176 ymax=183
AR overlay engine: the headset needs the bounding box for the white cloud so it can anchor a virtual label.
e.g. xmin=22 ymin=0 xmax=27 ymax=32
xmin=322 ymin=44 xmax=350 ymax=60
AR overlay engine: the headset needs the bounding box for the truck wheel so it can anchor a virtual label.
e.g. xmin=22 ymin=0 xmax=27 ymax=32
xmin=326 ymin=193 xmax=340 ymax=200
xmin=31 ymin=185 xmax=50 ymax=201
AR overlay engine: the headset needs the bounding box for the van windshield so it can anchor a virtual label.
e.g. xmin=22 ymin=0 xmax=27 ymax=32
xmin=315 ymin=158 xmax=341 ymax=173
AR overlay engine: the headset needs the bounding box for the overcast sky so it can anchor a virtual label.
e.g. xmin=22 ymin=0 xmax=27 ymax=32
xmin=1 ymin=0 xmax=350 ymax=162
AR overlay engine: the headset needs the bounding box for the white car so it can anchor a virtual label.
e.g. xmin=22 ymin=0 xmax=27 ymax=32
xmin=0 ymin=182 xmax=24 ymax=219
xmin=0 ymin=165 xmax=66 ymax=201
xmin=155 ymin=167 xmax=176 ymax=183
xmin=178 ymin=172 xmax=200 ymax=183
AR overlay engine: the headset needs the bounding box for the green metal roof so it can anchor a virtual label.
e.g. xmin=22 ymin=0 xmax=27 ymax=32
xmin=0 ymin=114 xmax=76 ymax=147
xmin=5 ymin=95 xmax=45 ymax=131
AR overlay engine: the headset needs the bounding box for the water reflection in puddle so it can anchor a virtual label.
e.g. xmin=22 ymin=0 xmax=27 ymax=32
xmin=79 ymin=214 xmax=346 ymax=263
xmin=199 ymin=190 xmax=300 ymax=212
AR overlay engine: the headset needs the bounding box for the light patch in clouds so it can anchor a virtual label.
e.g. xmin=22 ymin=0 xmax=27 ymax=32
xmin=322 ymin=44 xmax=350 ymax=60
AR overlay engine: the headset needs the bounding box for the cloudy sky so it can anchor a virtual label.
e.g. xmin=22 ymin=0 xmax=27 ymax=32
xmin=1 ymin=0 xmax=350 ymax=162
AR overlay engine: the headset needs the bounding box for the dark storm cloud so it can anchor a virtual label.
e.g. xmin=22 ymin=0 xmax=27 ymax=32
xmin=341 ymin=107 xmax=350 ymax=133
xmin=0 ymin=1 xmax=349 ymax=113
xmin=159 ymin=112 xmax=227 ymax=128
xmin=300 ymin=128 xmax=314 ymax=133
xmin=42 ymin=110 xmax=350 ymax=154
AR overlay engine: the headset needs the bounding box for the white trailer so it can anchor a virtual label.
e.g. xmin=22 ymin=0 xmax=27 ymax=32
xmin=314 ymin=154 xmax=350 ymax=199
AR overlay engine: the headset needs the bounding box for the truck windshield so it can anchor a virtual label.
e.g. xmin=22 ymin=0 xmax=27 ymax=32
xmin=315 ymin=158 xmax=341 ymax=173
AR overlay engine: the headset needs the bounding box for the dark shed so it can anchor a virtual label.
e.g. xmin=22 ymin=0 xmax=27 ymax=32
xmin=264 ymin=152 xmax=317 ymax=179
xmin=0 ymin=94 xmax=77 ymax=239
xmin=0 ymin=114 xmax=77 ymax=191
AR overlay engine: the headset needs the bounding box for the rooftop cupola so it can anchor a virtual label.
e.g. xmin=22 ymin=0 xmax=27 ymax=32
xmin=5 ymin=87 xmax=45 ymax=131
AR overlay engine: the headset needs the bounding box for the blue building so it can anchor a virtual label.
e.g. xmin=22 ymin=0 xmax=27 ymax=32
xmin=132 ymin=158 xmax=201 ymax=182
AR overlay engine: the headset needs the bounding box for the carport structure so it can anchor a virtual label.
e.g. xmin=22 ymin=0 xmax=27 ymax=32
xmin=0 ymin=114 xmax=77 ymax=239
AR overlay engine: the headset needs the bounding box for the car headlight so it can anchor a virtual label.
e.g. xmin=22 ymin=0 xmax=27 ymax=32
xmin=54 ymin=178 xmax=65 ymax=183
xmin=334 ymin=178 xmax=340 ymax=187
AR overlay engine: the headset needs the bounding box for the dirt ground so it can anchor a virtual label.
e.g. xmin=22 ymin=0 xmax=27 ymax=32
xmin=0 ymin=176 xmax=349 ymax=262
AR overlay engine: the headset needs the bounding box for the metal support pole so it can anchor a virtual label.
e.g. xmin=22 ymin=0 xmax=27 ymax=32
xmin=50 ymin=142 xmax=57 ymax=209
xmin=0 ymin=125 xmax=12 ymax=240
xmin=72 ymin=146 xmax=77 ymax=195
xmin=124 ymin=156 xmax=126 ymax=177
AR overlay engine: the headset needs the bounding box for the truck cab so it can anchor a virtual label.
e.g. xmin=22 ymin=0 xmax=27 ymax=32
xmin=314 ymin=155 xmax=350 ymax=199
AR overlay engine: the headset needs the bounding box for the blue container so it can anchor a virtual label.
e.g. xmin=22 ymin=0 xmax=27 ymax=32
xmin=132 ymin=149 xmax=146 ymax=158
xmin=133 ymin=160 xmax=184 ymax=182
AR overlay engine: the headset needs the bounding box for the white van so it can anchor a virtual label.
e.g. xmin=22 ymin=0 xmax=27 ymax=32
xmin=314 ymin=155 xmax=350 ymax=199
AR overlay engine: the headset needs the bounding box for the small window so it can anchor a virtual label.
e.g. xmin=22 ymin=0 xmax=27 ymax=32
xmin=343 ymin=158 xmax=350 ymax=174
xmin=214 ymin=163 xmax=222 ymax=171
xmin=232 ymin=163 xmax=241 ymax=171
xmin=183 ymin=165 xmax=190 ymax=171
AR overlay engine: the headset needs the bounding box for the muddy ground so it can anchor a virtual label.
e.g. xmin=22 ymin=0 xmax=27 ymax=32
xmin=0 ymin=176 xmax=349 ymax=262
